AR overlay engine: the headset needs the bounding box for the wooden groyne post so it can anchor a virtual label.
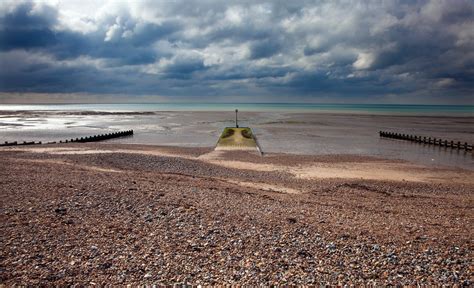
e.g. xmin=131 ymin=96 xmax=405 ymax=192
xmin=379 ymin=131 xmax=473 ymax=152
xmin=0 ymin=130 xmax=134 ymax=147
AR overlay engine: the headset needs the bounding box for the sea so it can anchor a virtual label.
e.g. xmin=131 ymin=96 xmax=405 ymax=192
xmin=0 ymin=103 xmax=473 ymax=115
xmin=1 ymin=103 xmax=473 ymax=169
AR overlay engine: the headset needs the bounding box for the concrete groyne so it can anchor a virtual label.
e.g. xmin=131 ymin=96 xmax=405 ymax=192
xmin=1 ymin=130 xmax=133 ymax=147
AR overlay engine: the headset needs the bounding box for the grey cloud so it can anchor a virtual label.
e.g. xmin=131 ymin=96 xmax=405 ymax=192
xmin=0 ymin=0 xmax=473 ymax=103
xmin=0 ymin=2 xmax=58 ymax=50
xmin=249 ymin=38 xmax=283 ymax=60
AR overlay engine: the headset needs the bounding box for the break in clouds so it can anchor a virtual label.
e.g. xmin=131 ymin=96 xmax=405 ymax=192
xmin=0 ymin=0 xmax=473 ymax=103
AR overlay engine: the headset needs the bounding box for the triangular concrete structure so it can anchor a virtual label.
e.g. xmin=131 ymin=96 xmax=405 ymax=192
xmin=215 ymin=127 xmax=262 ymax=155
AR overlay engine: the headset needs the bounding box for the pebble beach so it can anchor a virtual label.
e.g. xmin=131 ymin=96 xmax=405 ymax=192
xmin=1 ymin=144 xmax=472 ymax=285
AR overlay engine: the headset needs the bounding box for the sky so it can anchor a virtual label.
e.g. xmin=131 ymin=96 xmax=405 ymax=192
xmin=0 ymin=0 xmax=473 ymax=104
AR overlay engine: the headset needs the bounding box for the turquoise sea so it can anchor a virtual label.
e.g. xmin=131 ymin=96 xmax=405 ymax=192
xmin=0 ymin=103 xmax=473 ymax=116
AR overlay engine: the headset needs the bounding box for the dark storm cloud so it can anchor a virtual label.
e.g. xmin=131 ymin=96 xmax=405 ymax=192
xmin=1 ymin=2 xmax=57 ymax=29
xmin=0 ymin=0 xmax=473 ymax=103
xmin=0 ymin=2 xmax=177 ymax=63
xmin=249 ymin=38 xmax=283 ymax=60
xmin=161 ymin=58 xmax=207 ymax=79
xmin=0 ymin=2 xmax=57 ymax=50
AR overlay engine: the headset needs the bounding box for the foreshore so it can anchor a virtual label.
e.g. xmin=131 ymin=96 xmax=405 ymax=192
xmin=1 ymin=144 xmax=473 ymax=285
xmin=1 ymin=110 xmax=473 ymax=169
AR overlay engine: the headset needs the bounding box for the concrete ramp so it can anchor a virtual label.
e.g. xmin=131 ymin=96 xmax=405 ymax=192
xmin=215 ymin=127 xmax=262 ymax=154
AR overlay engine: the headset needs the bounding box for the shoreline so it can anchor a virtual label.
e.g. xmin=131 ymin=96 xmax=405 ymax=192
xmin=1 ymin=109 xmax=474 ymax=118
xmin=1 ymin=144 xmax=473 ymax=285
xmin=1 ymin=111 xmax=473 ymax=170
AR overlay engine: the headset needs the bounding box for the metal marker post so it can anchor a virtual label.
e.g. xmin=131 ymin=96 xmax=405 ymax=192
xmin=235 ymin=109 xmax=239 ymax=128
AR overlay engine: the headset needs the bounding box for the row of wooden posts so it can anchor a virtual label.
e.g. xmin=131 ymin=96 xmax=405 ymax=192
xmin=0 ymin=130 xmax=134 ymax=147
xmin=379 ymin=131 xmax=473 ymax=152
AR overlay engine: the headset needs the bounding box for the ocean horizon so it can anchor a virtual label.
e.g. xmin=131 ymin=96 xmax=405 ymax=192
xmin=0 ymin=103 xmax=473 ymax=116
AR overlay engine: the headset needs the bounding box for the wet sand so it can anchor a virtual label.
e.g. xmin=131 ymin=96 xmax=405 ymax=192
xmin=1 ymin=144 xmax=473 ymax=285
xmin=1 ymin=111 xmax=473 ymax=169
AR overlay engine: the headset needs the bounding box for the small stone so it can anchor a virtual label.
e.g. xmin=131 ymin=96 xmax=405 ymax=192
xmin=297 ymin=250 xmax=312 ymax=258
xmin=64 ymin=219 xmax=74 ymax=225
xmin=54 ymin=207 xmax=67 ymax=215
xmin=99 ymin=262 xmax=112 ymax=269
xmin=326 ymin=243 xmax=336 ymax=251
xmin=287 ymin=217 xmax=297 ymax=224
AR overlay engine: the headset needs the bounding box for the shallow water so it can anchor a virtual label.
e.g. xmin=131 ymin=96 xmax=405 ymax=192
xmin=1 ymin=103 xmax=473 ymax=116
xmin=1 ymin=109 xmax=473 ymax=170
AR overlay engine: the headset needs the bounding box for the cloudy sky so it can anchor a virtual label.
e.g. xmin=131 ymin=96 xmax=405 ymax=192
xmin=0 ymin=0 xmax=473 ymax=104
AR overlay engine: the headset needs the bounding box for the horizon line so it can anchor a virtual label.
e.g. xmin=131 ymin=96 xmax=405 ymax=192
xmin=1 ymin=102 xmax=473 ymax=106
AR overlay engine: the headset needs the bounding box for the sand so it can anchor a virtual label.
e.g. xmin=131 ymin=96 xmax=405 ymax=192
xmin=9 ymin=145 xmax=474 ymax=185
xmin=1 ymin=143 xmax=473 ymax=285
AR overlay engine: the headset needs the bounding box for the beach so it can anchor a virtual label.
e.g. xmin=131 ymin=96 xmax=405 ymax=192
xmin=1 ymin=143 xmax=473 ymax=285
xmin=1 ymin=105 xmax=473 ymax=285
